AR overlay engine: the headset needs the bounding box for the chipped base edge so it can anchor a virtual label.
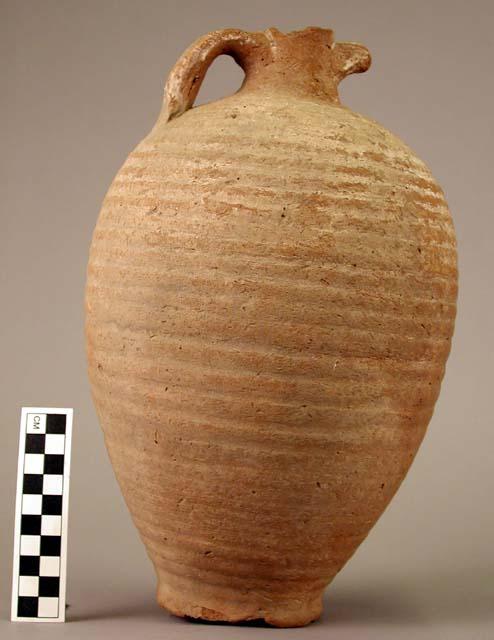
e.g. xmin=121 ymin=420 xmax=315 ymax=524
xmin=156 ymin=576 xmax=324 ymax=628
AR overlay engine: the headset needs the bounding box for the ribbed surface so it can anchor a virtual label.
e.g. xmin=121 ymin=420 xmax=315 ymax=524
xmin=86 ymin=91 xmax=457 ymax=625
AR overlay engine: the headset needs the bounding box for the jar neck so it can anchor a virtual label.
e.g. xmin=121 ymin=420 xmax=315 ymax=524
xmin=242 ymin=27 xmax=371 ymax=105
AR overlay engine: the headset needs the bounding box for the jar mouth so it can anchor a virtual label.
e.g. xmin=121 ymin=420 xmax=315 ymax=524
xmin=264 ymin=26 xmax=335 ymax=48
xmin=265 ymin=26 xmax=334 ymax=38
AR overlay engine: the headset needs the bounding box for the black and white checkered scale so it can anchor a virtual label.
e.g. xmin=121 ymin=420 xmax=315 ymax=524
xmin=15 ymin=413 xmax=67 ymax=619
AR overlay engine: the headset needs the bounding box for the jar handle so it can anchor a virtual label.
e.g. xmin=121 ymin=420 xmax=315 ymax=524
xmin=162 ymin=29 xmax=268 ymax=122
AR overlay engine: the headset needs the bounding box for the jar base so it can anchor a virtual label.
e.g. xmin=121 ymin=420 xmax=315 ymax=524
xmin=156 ymin=573 xmax=324 ymax=628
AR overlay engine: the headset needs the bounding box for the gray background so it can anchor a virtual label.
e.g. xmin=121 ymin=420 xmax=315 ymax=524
xmin=1 ymin=0 xmax=493 ymax=638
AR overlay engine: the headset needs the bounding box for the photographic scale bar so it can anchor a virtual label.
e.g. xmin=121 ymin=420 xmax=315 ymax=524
xmin=11 ymin=408 xmax=73 ymax=622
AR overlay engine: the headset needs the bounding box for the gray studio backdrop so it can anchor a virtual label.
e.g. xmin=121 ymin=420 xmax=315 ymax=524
xmin=1 ymin=1 xmax=493 ymax=639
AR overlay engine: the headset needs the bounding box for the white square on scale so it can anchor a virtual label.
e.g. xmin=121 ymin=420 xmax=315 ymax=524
xmin=22 ymin=494 xmax=42 ymax=515
xmin=40 ymin=556 xmax=60 ymax=577
xmin=20 ymin=535 xmax=41 ymax=556
xmin=43 ymin=474 xmax=63 ymax=495
xmin=37 ymin=597 xmax=59 ymax=618
xmin=45 ymin=434 xmax=65 ymax=455
xmin=26 ymin=413 xmax=47 ymax=434
xmin=18 ymin=576 xmax=39 ymax=597
xmin=24 ymin=453 xmax=44 ymax=474
xmin=41 ymin=515 xmax=62 ymax=536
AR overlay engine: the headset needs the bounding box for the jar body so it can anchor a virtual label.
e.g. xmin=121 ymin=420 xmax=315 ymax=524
xmin=86 ymin=91 xmax=457 ymax=626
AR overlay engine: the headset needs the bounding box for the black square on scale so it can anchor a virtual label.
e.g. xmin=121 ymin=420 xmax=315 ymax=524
xmin=23 ymin=474 xmax=43 ymax=494
xmin=40 ymin=535 xmax=61 ymax=556
xmin=17 ymin=596 xmax=38 ymax=617
xmin=39 ymin=576 xmax=60 ymax=597
xmin=46 ymin=414 xmax=66 ymax=434
xmin=42 ymin=495 xmax=63 ymax=515
xmin=25 ymin=433 xmax=45 ymax=454
xmin=19 ymin=555 xmax=40 ymax=576
xmin=21 ymin=515 xmax=41 ymax=535
xmin=44 ymin=454 xmax=64 ymax=475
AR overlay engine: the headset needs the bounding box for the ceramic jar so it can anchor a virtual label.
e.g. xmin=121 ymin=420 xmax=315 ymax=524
xmin=85 ymin=27 xmax=457 ymax=627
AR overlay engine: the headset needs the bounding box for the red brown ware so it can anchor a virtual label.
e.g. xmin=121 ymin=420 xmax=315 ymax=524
xmin=85 ymin=27 xmax=457 ymax=627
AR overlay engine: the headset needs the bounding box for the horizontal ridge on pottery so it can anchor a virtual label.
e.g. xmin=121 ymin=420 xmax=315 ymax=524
xmin=86 ymin=26 xmax=457 ymax=627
